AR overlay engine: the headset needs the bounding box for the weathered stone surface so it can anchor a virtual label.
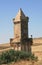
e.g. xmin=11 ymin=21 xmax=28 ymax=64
xmin=10 ymin=9 xmax=32 ymax=52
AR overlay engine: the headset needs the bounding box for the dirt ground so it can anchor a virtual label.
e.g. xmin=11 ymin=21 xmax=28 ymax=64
xmin=2 ymin=60 xmax=42 ymax=65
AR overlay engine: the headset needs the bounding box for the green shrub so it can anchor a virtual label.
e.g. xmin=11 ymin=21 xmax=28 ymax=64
xmin=0 ymin=49 xmax=38 ymax=64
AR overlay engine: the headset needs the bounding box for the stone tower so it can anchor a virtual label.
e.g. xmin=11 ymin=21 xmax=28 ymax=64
xmin=13 ymin=8 xmax=29 ymax=42
xmin=10 ymin=9 xmax=32 ymax=52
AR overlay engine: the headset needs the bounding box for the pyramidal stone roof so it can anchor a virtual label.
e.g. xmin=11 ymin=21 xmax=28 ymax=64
xmin=13 ymin=8 xmax=26 ymax=22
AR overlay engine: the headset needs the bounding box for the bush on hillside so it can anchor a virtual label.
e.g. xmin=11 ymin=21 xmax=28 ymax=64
xmin=0 ymin=49 xmax=38 ymax=64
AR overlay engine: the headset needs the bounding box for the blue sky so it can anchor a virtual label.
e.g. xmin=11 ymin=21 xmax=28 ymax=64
xmin=0 ymin=0 xmax=42 ymax=43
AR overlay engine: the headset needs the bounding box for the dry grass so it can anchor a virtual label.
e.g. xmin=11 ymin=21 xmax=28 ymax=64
xmin=0 ymin=43 xmax=14 ymax=53
xmin=0 ymin=43 xmax=10 ymax=50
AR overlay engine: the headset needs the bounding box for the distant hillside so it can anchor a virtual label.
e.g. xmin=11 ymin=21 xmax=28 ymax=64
xmin=0 ymin=43 xmax=10 ymax=50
